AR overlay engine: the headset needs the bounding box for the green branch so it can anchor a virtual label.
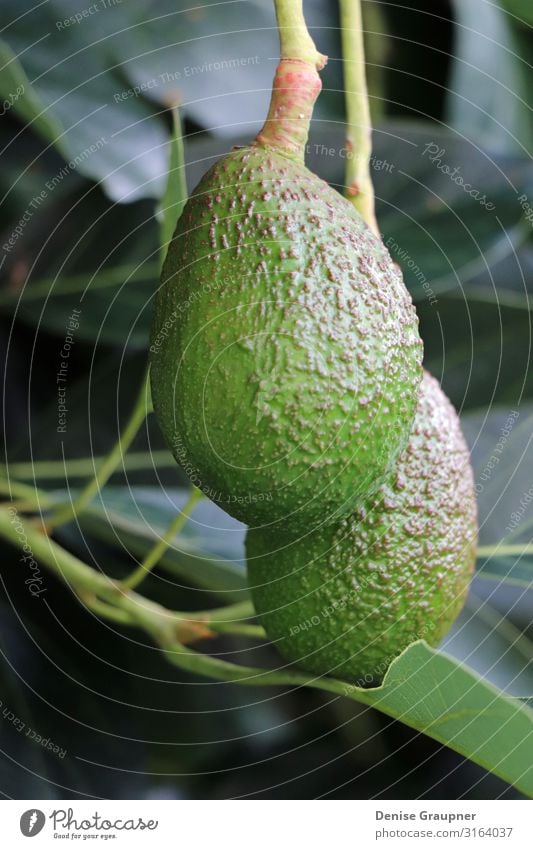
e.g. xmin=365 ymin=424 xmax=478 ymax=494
xmin=199 ymin=600 xmax=255 ymax=622
xmin=122 ymin=486 xmax=203 ymax=590
xmin=0 ymin=506 xmax=252 ymax=645
xmin=158 ymin=105 xmax=187 ymax=262
xmin=1 ymin=503 xmax=532 ymax=795
xmin=0 ymin=479 xmax=53 ymax=509
xmin=340 ymin=0 xmax=379 ymax=235
xmin=477 ymin=543 xmax=533 ymax=557
xmin=274 ymin=0 xmax=326 ymax=67
xmin=3 ymin=451 xmax=176 ymax=481
xmin=45 ymin=367 xmax=152 ymax=531
xmin=0 ymin=262 xmax=158 ymax=307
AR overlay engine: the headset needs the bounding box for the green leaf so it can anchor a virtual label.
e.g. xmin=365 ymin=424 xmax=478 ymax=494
xmin=443 ymin=595 xmax=533 ymax=694
xmin=0 ymin=607 xmax=57 ymax=798
xmin=0 ymin=0 xmax=346 ymax=202
xmin=457 ymin=405 xmax=533 ymax=587
xmin=463 ymin=403 xmax=533 ymax=551
xmin=500 ymin=0 xmax=533 ymax=27
xmin=0 ymin=39 xmax=64 ymax=148
xmin=157 ymin=106 xmax=187 ymax=262
xmin=420 ymin=296 xmax=533 ymax=411
xmin=0 ymin=194 xmax=160 ymax=346
xmin=372 ymin=124 xmax=531 ymax=303
xmin=360 ymin=642 xmax=533 ymax=796
xmin=1 ymin=1 xmax=168 ymax=201
xmin=168 ymin=639 xmax=533 ymax=797
xmin=476 ymin=552 xmax=533 ymax=588
xmin=77 ymin=486 xmax=248 ymax=598
xmin=113 ymin=0 xmax=344 ymax=140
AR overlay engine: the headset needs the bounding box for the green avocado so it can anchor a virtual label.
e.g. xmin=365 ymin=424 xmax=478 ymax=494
xmin=150 ymin=144 xmax=422 ymax=529
xmin=246 ymin=371 xmax=478 ymax=683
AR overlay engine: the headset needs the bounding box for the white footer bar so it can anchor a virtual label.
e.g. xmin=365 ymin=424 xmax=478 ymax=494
xmin=2 ymin=799 xmax=531 ymax=847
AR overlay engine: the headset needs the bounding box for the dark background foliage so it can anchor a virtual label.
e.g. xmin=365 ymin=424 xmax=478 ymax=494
xmin=0 ymin=0 xmax=532 ymax=799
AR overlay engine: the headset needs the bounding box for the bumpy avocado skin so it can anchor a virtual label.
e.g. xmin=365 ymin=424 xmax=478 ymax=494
xmin=150 ymin=145 xmax=422 ymax=528
xmin=246 ymin=372 xmax=478 ymax=683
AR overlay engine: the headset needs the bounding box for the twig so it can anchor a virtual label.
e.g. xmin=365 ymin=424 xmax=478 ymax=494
xmin=340 ymin=0 xmax=379 ymax=235
xmin=46 ymin=367 xmax=152 ymax=532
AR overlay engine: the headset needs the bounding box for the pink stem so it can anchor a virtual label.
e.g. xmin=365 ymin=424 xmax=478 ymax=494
xmin=254 ymin=58 xmax=323 ymax=160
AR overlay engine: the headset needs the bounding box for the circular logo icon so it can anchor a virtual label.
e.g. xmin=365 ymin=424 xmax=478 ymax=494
xmin=20 ymin=809 xmax=45 ymax=837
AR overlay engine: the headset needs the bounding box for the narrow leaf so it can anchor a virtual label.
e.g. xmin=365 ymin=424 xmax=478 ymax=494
xmin=157 ymin=105 xmax=187 ymax=264
xmin=0 ymin=39 xmax=64 ymax=150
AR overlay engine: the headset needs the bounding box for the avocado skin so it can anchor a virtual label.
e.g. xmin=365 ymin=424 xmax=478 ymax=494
xmin=150 ymin=145 xmax=422 ymax=529
xmin=246 ymin=371 xmax=478 ymax=683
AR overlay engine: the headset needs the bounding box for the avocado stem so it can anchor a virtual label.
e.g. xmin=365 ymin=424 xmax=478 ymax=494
xmin=255 ymin=0 xmax=327 ymax=160
xmin=274 ymin=0 xmax=326 ymax=68
xmin=340 ymin=0 xmax=379 ymax=236
xmin=255 ymin=59 xmax=322 ymax=159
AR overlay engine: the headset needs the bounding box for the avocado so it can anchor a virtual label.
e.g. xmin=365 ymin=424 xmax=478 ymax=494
xmin=150 ymin=144 xmax=422 ymax=530
xmin=246 ymin=371 xmax=478 ymax=683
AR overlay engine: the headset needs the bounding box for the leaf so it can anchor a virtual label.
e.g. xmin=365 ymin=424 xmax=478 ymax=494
xmin=360 ymin=642 xmax=533 ymax=796
xmin=168 ymin=639 xmax=533 ymax=797
xmin=0 ymin=600 xmax=57 ymax=798
xmin=448 ymin=0 xmax=531 ymax=153
xmin=443 ymin=594 xmax=533 ymax=695
xmin=77 ymin=486 xmax=248 ymax=598
xmin=372 ymin=125 xmax=531 ymax=302
xmin=0 ymin=0 xmax=344 ymax=201
xmin=157 ymin=106 xmax=187 ymax=262
xmin=14 ymin=266 xmax=157 ymax=348
xmin=114 ymin=0 xmax=344 ymax=139
xmin=0 ymin=39 xmax=64 ymax=147
xmin=420 ymin=296 xmax=533 ymax=411
xmin=463 ymin=405 xmax=533 ymax=540
xmin=1 ymin=1 xmax=168 ymax=201
xmin=476 ymin=553 xmax=533 ymax=588
xmin=0 ymin=193 xmax=160 ymax=347
xmin=458 ymin=404 xmax=533 ymax=587
xmin=500 ymin=0 xmax=533 ymax=27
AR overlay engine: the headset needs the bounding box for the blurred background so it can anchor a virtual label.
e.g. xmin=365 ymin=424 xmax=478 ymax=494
xmin=0 ymin=0 xmax=532 ymax=799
